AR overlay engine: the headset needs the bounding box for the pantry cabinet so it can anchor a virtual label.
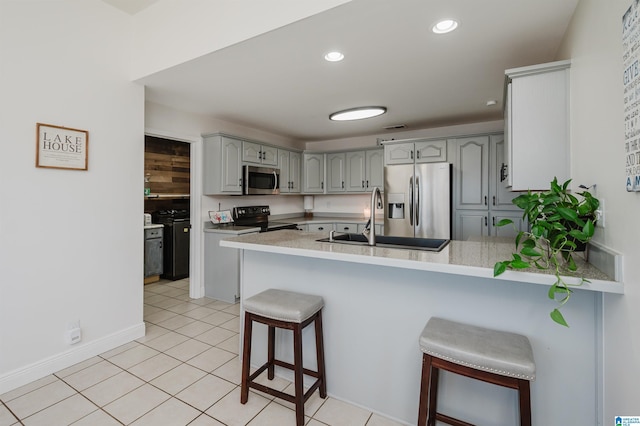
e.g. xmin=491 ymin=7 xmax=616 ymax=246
xmin=504 ymin=60 xmax=570 ymax=190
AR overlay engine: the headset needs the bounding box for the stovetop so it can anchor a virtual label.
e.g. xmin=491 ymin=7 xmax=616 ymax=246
xmin=232 ymin=205 xmax=297 ymax=232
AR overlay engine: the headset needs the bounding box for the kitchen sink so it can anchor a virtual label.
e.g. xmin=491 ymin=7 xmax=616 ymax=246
xmin=316 ymin=233 xmax=450 ymax=252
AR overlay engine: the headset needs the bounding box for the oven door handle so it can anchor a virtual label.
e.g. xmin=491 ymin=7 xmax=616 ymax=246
xmin=273 ymin=170 xmax=278 ymax=192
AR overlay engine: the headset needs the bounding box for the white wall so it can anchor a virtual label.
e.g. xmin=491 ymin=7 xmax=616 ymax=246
xmin=0 ymin=0 xmax=145 ymax=392
xmin=557 ymin=0 xmax=640 ymax=420
xmin=131 ymin=0 xmax=353 ymax=80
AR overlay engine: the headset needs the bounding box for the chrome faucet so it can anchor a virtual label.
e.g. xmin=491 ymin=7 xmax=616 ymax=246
xmin=362 ymin=186 xmax=383 ymax=246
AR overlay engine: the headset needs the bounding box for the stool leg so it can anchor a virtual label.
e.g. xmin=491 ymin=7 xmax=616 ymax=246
xmin=518 ymin=379 xmax=532 ymax=426
xmin=427 ymin=360 xmax=439 ymax=426
xmin=417 ymin=353 xmax=431 ymax=426
xmin=314 ymin=311 xmax=327 ymax=398
xmin=240 ymin=312 xmax=253 ymax=404
xmin=267 ymin=325 xmax=276 ymax=380
xmin=293 ymin=323 xmax=305 ymax=426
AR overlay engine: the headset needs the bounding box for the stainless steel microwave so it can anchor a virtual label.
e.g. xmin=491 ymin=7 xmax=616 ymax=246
xmin=243 ymin=165 xmax=280 ymax=195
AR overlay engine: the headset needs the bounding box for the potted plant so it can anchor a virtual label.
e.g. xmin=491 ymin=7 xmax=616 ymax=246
xmin=493 ymin=177 xmax=600 ymax=327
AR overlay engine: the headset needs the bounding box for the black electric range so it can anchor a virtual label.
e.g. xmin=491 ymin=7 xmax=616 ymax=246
xmin=232 ymin=205 xmax=297 ymax=232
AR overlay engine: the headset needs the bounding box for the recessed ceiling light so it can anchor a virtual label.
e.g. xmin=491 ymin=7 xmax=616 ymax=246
xmin=330 ymin=107 xmax=387 ymax=121
xmin=486 ymin=100 xmax=497 ymax=106
xmin=432 ymin=19 xmax=458 ymax=34
xmin=324 ymin=51 xmax=344 ymax=62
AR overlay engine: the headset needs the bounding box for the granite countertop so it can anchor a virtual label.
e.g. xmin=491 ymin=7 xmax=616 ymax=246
xmin=220 ymin=230 xmax=623 ymax=294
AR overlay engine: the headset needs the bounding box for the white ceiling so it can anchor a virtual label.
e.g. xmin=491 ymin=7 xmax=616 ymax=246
xmin=132 ymin=0 xmax=579 ymax=142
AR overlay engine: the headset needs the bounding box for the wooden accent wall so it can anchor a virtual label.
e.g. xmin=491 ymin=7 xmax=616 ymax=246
xmin=144 ymin=136 xmax=190 ymax=212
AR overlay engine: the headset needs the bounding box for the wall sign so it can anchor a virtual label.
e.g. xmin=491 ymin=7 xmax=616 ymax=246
xmin=623 ymin=2 xmax=640 ymax=191
xmin=36 ymin=123 xmax=88 ymax=171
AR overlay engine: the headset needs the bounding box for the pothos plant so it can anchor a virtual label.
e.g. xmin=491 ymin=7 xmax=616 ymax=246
xmin=493 ymin=177 xmax=600 ymax=327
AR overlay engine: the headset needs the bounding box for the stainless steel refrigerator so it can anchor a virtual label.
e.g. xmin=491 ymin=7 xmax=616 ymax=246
xmin=384 ymin=162 xmax=451 ymax=239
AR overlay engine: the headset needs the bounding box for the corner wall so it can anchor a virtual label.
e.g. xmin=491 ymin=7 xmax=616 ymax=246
xmin=0 ymin=0 xmax=145 ymax=392
xmin=557 ymin=0 xmax=640 ymax=420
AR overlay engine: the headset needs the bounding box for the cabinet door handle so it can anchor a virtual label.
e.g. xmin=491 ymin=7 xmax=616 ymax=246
xmin=484 ymin=196 xmax=488 ymax=205
xmin=318 ymin=227 xmax=324 ymax=231
xmin=417 ymin=151 xmax=420 ymax=159
xmin=366 ymin=180 xmax=369 ymax=188
xmin=411 ymin=150 xmax=414 ymax=160
xmin=484 ymin=216 xmax=488 ymax=227
xmin=342 ymin=181 xmax=344 ymax=189
xmin=362 ymin=180 xmax=365 ymax=188
xmin=343 ymin=226 xmax=350 ymax=231
xmin=321 ymin=182 xmax=324 ymax=190
xmin=500 ymin=163 xmax=508 ymax=182
xmin=493 ymin=217 xmax=496 ymax=226
xmin=493 ymin=196 xmax=496 ymax=206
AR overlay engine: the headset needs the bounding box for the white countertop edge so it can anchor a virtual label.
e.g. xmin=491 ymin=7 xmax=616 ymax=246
xmin=220 ymin=239 xmax=624 ymax=294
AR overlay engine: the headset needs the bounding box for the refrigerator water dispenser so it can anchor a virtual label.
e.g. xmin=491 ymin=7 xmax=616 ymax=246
xmin=387 ymin=193 xmax=405 ymax=219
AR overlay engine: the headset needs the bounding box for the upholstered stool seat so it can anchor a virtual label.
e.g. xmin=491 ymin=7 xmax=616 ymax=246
xmin=241 ymin=289 xmax=326 ymax=426
xmin=418 ymin=317 xmax=535 ymax=426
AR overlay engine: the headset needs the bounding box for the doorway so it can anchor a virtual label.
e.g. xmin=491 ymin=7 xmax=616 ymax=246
xmin=144 ymin=134 xmax=202 ymax=299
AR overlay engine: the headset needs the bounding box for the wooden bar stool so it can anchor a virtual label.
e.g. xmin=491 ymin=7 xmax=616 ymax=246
xmin=418 ymin=317 xmax=536 ymax=426
xmin=240 ymin=289 xmax=326 ymax=426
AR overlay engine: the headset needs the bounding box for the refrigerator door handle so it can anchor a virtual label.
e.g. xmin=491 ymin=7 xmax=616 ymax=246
xmin=409 ymin=177 xmax=414 ymax=226
xmin=415 ymin=176 xmax=420 ymax=227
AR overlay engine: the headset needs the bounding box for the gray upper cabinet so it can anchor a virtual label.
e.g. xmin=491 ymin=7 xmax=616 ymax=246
xmin=327 ymin=148 xmax=384 ymax=193
xmin=278 ymin=149 xmax=301 ymax=193
xmin=365 ymin=149 xmax=384 ymax=189
xmin=203 ymin=134 xmax=243 ymax=195
xmin=327 ymin=153 xmax=346 ymax=193
xmin=346 ymin=151 xmax=365 ymax=192
xmin=303 ymin=153 xmax=325 ymax=193
xmin=504 ymin=60 xmax=570 ymax=190
xmin=384 ymin=140 xmax=447 ymax=165
xmin=415 ymin=140 xmax=447 ymax=163
xmin=242 ymin=141 xmax=278 ymax=166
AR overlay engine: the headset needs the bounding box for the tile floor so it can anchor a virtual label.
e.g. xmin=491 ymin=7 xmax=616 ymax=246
xmin=0 ymin=279 xmax=404 ymax=426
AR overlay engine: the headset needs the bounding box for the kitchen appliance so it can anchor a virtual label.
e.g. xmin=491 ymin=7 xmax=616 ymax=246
xmin=233 ymin=205 xmax=297 ymax=232
xmin=384 ymin=162 xmax=451 ymax=239
xmin=243 ymin=165 xmax=280 ymax=195
xmin=144 ymin=213 xmax=152 ymax=226
xmin=152 ymin=209 xmax=190 ymax=280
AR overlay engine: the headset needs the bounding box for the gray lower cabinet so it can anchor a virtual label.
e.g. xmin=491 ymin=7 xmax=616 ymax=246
xmin=204 ymin=231 xmax=255 ymax=303
xmin=144 ymin=227 xmax=163 ymax=277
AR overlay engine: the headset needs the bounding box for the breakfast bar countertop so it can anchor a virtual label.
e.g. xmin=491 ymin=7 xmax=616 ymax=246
xmin=220 ymin=230 xmax=623 ymax=294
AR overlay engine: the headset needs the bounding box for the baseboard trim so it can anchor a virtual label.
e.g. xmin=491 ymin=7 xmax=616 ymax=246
xmin=0 ymin=322 xmax=145 ymax=394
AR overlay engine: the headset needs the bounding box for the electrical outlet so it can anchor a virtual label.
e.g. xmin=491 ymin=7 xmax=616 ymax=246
xmin=65 ymin=321 xmax=82 ymax=345
xmin=595 ymin=199 xmax=605 ymax=228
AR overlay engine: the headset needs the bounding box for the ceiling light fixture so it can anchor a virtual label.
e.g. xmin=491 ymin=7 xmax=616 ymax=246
xmin=324 ymin=51 xmax=344 ymax=62
xmin=329 ymin=106 xmax=387 ymax=121
xmin=432 ymin=19 xmax=458 ymax=34
xmin=486 ymin=100 xmax=497 ymax=106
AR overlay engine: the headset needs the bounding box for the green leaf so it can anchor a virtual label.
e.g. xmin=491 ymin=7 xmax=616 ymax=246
xmin=510 ymin=259 xmax=530 ymax=269
xmin=495 ymin=218 xmax=513 ymax=227
xmin=567 ymin=254 xmax=577 ymax=271
xmin=494 ymin=262 xmax=508 ymax=276
xmin=557 ymin=207 xmax=578 ymax=222
xmin=583 ymin=220 xmax=595 ymax=238
xmin=550 ymin=309 xmax=569 ymax=327
xmin=521 ymin=247 xmax=542 ymax=257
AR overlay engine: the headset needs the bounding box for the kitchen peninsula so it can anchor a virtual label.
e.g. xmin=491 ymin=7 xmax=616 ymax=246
xmin=220 ymin=230 xmax=622 ymax=426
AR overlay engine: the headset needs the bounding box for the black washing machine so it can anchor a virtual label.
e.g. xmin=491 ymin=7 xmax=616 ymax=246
xmin=152 ymin=209 xmax=190 ymax=280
